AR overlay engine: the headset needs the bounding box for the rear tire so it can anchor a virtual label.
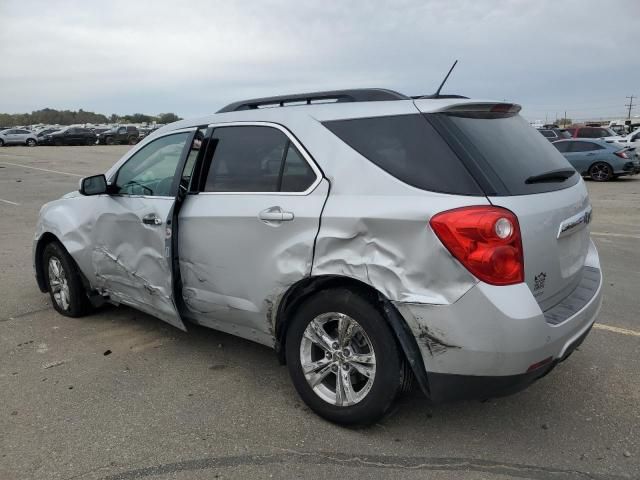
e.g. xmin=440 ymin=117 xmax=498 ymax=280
xmin=128 ymin=136 xmax=138 ymax=145
xmin=589 ymin=162 xmax=613 ymax=182
xmin=42 ymin=242 xmax=91 ymax=317
xmin=0 ymin=139 xmax=4 ymax=146
xmin=285 ymin=288 xmax=402 ymax=426
xmin=26 ymin=138 xmax=36 ymax=147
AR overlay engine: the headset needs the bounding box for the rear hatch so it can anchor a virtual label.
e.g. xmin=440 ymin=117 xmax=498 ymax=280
xmin=415 ymin=100 xmax=592 ymax=310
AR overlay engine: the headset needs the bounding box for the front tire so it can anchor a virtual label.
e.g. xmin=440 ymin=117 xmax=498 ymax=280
xmin=105 ymin=136 xmax=115 ymax=145
xmin=589 ymin=162 xmax=613 ymax=182
xmin=285 ymin=289 xmax=402 ymax=425
xmin=42 ymin=242 xmax=91 ymax=317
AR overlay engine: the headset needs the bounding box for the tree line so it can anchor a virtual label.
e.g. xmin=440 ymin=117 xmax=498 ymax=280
xmin=0 ymin=108 xmax=182 ymax=126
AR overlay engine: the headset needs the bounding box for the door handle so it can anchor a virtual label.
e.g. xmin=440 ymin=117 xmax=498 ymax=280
xmin=142 ymin=213 xmax=162 ymax=225
xmin=259 ymin=207 xmax=294 ymax=222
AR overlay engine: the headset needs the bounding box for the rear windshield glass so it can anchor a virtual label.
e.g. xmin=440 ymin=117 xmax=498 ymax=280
xmin=428 ymin=114 xmax=580 ymax=195
xmin=322 ymin=115 xmax=482 ymax=195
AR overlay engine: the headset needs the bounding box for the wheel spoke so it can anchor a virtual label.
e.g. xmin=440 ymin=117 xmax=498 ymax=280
xmin=340 ymin=369 xmax=356 ymax=404
xmin=307 ymin=362 xmax=334 ymax=388
xmin=350 ymin=361 xmax=375 ymax=379
xmin=304 ymin=320 xmax=335 ymax=352
xmin=350 ymin=353 xmax=375 ymax=365
xmin=337 ymin=314 xmax=355 ymax=347
xmin=335 ymin=368 xmax=345 ymax=406
xmin=302 ymin=357 xmax=331 ymax=375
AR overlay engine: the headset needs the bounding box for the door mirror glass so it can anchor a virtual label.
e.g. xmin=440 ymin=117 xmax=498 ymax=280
xmin=80 ymin=174 xmax=108 ymax=195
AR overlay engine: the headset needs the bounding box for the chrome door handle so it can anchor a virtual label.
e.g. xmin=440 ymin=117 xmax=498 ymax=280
xmin=142 ymin=213 xmax=162 ymax=225
xmin=259 ymin=207 xmax=294 ymax=222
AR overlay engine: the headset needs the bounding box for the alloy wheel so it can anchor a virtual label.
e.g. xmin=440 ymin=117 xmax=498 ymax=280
xmin=48 ymin=257 xmax=70 ymax=311
xmin=299 ymin=312 xmax=376 ymax=406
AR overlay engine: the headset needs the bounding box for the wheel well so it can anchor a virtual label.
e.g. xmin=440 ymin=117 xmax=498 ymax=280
xmin=274 ymin=275 xmax=430 ymax=396
xmin=35 ymin=232 xmax=61 ymax=292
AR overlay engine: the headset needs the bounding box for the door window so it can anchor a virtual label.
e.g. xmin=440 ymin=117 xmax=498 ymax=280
xmin=553 ymin=141 xmax=571 ymax=153
xmin=203 ymin=126 xmax=317 ymax=193
xmin=115 ymin=132 xmax=190 ymax=196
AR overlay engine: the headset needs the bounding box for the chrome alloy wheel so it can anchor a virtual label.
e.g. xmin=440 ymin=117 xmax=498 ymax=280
xmin=48 ymin=257 xmax=70 ymax=311
xmin=300 ymin=312 xmax=376 ymax=406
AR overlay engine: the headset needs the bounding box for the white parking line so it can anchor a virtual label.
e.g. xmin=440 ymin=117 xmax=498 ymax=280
xmin=0 ymin=161 xmax=83 ymax=178
xmin=594 ymin=323 xmax=640 ymax=337
xmin=591 ymin=231 xmax=640 ymax=240
xmin=0 ymin=197 xmax=20 ymax=205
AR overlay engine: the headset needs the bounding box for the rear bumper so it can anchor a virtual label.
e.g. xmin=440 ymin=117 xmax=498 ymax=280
xmin=395 ymin=239 xmax=602 ymax=403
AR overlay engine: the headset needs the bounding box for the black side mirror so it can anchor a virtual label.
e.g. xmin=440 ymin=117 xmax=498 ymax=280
xmin=80 ymin=174 xmax=108 ymax=195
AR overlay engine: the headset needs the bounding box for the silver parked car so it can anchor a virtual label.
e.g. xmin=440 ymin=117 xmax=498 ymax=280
xmin=0 ymin=128 xmax=38 ymax=146
xmin=33 ymin=89 xmax=603 ymax=425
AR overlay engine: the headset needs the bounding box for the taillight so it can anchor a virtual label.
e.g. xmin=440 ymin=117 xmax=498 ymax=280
xmin=429 ymin=206 xmax=524 ymax=286
xmin=614 ymin=150 xmax=629 ymax=159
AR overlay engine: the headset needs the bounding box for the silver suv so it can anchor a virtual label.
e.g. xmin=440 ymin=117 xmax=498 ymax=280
xmin=33 ymin=89 xmax=603 ymax=425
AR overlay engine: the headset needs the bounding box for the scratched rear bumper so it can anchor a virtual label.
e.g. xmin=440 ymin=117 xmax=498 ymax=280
xmin=393 ymin=240 xmax=602 ymax=402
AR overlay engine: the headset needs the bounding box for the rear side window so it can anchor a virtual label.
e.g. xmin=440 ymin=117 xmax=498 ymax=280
xmin=540 ymin=130 xmax=556 ymax=138
xmin=429 ymin=113 xmax=579 ymax=195
xmin=553 ymin=142 xmax=570 ymax=153
xmin=203 ymin=126 xmax=317 ymax=193
xmin=322 ymin=115 xmax=482 ymax=195
xmin=570 ymin=141 xmax=603 ymax=152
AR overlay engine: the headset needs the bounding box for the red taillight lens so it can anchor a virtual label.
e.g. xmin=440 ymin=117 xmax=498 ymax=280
xmin=614 ymin=150 xmax=629 ymax=159
xmin=429 ymin=206 xmax=524 ymax=286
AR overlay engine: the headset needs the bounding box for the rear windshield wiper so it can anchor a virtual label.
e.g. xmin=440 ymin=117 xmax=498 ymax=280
xmin=525 ymin=169 xmax=576 ymax=184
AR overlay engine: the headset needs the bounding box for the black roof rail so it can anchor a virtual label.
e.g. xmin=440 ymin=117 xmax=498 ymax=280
xmin=412 ymin=94 xmax=469 ymax=99
xmin=216 ymin=88 xmax=410 ymax=113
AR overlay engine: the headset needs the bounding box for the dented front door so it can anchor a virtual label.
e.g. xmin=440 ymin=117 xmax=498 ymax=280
xmin=91 ymin=131 xmax=195 ymax=331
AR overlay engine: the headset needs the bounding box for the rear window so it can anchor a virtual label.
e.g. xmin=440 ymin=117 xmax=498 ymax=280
xmin=428 ymin=113 xmax=579 ymax=195
xmin=322 ymin=115 xmax=482 ymax=195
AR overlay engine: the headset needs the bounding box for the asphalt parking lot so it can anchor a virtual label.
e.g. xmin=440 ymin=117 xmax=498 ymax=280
xmin=0 ymin=146 xmax=638 ymax=480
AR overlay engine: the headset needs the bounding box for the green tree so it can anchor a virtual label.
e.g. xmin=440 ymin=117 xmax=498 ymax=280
xmin=157 ymin=112 xmax=181 ymax=124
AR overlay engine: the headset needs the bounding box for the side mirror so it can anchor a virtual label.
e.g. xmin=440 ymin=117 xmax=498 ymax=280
xmin=79 ymin=174 xmax=108 ymax=195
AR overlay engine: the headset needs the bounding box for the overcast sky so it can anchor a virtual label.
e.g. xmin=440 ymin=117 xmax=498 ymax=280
xmin=1 ymin=0 xmax=638 ymax=122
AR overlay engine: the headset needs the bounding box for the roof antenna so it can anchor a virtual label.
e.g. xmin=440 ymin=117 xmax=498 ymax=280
xmin=434 ymin=60 xmax=458 ymax=97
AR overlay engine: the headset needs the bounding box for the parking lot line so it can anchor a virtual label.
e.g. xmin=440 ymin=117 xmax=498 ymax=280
xmin=594 ymin=323 xmax=640 ymax=337
xmin=0 ymin=161 xmax=83 ymax=178
xmin=0 ymin=197 xmax=20 ymax=206
xmin=591 ymin=231 xmax=640 ymax=240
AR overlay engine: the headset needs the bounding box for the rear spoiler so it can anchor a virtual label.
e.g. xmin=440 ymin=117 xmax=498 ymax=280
xmin=434 ymin=102 xmax=522 ymax=118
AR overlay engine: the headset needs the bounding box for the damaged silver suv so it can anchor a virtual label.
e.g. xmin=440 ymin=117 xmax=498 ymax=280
xmin=34 ymin=89 xmax=603 ymax=425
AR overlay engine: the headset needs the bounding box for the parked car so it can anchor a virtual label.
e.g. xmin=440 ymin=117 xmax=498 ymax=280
xmin=565 ymin=126 xmax=620 ymax=141
xmin=538 ymin=128 xmax=572 ymax=142
xmin=552 ymin=139 xmax=639 ymax=181
xmin=0 ymin=128 xmax=38 ymax=146
xmin=39 ymin=127 xmax=98 ymax=146
xmin=97 ymin=125 xmax=139 ymax=145
xmin=35 ymin=128 xmax=62 ymax=143
xmin=33 ymin=89 xmax=603 ymax=425
xmin=613 ymin=128 xmax=640 ymax=152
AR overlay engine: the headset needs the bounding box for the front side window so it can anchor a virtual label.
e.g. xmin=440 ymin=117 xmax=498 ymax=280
xmin=541 ymin=130 xmax=555 ymax=138
xmin=203 ymin=126 xmax=316 ymax=193
xmin=115 ymin=132 xmax=190 ymax=196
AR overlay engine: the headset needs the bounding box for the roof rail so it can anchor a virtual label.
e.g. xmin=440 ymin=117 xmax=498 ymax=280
xmin=413 ymin=94 xmax=469 ymax=100
xmin=216 ymin=88 xmax=410 ymax=113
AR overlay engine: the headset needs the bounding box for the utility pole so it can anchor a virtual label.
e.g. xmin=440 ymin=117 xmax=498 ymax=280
xmin=625 ymin=95 xmax=635 ymax=120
